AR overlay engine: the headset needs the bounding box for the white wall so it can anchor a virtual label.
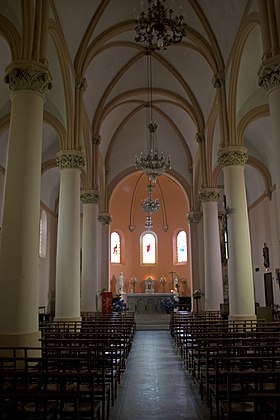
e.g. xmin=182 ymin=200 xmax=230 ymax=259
xmin=249 ymin=190 xmax=280 ymax=306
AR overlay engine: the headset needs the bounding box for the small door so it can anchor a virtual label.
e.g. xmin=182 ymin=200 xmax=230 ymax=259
xmin=264 ymin=272 xmax=274 ymax=306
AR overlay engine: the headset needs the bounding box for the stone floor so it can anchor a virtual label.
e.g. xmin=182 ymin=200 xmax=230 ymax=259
xmin=134 ymin=313 xmax=170 ymax=330
xmin=109 ymin=330 xmax=211 ymax=420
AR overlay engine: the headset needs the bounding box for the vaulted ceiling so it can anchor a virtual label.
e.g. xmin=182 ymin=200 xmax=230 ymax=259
xmin=0 ymin=0 xmax=273 ymax=215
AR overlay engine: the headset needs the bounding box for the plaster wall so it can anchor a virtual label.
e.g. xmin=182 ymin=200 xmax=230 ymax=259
xmin=249 ymin=190 xmax=280 ymax=306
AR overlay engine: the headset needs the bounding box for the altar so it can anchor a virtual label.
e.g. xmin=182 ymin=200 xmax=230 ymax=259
xmin=126 ymin=293 xmax=174 ymax=314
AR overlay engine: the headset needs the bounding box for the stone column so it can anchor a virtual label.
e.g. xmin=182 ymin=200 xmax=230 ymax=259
xmin=0 ymin=63 xmax=51 ymax=346
xmin=98 ymin=212 xmax=112 ymax=291
xmin=55 ymin=151 xmax=85 ymax=321
xmin=187 ymin=211 xmax=202 ymax=311
xmin=218 ymin=146 xmax=256 ymax=320
xmin=80 ymin=190 xmax=100 ymax=312
xmin=199 ymin=189 xmax=224 ymax=311
xmin=259 ymin=62 xmax=280 ymax=238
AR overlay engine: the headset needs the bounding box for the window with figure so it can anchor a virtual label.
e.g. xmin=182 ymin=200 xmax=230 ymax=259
xmin=111 ymin=231 xmax=121 ymax=263
xmin=176 ymin=230 xmax=187 ymax=263
xmin=141 ymin=231 xmax=157 ymax=265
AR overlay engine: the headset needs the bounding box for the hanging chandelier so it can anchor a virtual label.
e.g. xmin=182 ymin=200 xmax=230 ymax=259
xmin=141 ymin=182 xmax=160 ymax=213
xmin=135 ymin=51 xmax=171 ymax=182
xmin=134 ymin=0 xmax=187 ymax=50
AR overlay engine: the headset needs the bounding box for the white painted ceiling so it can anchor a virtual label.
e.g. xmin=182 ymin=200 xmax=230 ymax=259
xmin=0 ymin=0 xmax=272 ymax=212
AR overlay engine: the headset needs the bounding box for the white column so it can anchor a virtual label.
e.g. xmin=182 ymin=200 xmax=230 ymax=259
xmin=218 ymin=146 xmax=256 ymax=320
xmin=199 ymin=189 xmax=224 ymax=311
xmin=55 ymin=151 xmax=85 ymax=321
xmin=80 ymin=190 xmax=100 ymax=312
xmin=187 ymin=211 xmax=203 ymax=312
xmin=0 ymin=63 xmax=51 ymax=346
xmin=259 ymin=63 xmax=280 ymax=237
xmin=98 ymin=213 xmax=111 ymax=291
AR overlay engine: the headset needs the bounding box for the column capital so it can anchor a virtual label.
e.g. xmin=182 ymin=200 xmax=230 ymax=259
xmin=92 ymin=135 xmax=101 ymax=145
xmin=258 ymin=61 xmax=280 ymax=94
xmin=80 ymin=189 xmax=100 ymax=204
xmin=56 ymin=150 xmax=85 ymax=169
xmin=218 ymin=146 xmax=248 ymax=166
xmin=199 ymin=188 xmax=219 ymax=203
xmin=195 ymin=132 xmax=205 ymax=143
xmin=187 ymin=211 xmax=202 ymax=224
xmin=4 ymin=61 xmax=52 ymax=94
xmin=212 ymin=73 xmax=225 ymax=88
xmin=75 ymin=77 xmax=87 ymax=92
xmin=98 ymin=212 xmax=112 ymax=225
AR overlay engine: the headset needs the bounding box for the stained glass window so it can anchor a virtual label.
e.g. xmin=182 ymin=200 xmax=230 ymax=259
xmin=177 ymin=230 xmax=187 ymax=262
xmin=142 ymin=232 xmax=156 ymax=264
xmin=111 ymin=231 xmax=121 ymax=263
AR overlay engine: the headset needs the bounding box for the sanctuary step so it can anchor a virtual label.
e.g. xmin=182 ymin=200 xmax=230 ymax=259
xmin=135 ymin=313 xmax=170 ymax=330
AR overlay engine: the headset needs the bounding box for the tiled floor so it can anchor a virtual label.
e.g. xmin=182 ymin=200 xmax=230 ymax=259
xmin=109 ymin=330 xmax=211 ymax=420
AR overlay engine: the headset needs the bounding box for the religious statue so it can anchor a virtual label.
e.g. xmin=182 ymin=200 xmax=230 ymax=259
xmin=118 ymin=272 xmax=124 ymax=294
xmin=159 ymin=275 xmax=167 ymax=292
xmin=130 ymin=275 xmax=138 ymax=293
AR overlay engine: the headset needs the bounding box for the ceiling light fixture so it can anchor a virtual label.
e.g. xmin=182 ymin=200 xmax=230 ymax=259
xmin=134 ymin=0 xmax=187 ymax=50
xmin=141 ymin=182 xmax=160 ymax=214
xmin=135 ymin=51 xmax=171 ymax=182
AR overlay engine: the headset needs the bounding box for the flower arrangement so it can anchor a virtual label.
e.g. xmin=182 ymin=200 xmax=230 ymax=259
xmin=161 ymin=295 xmax=179 ymax=313
xmin=112 ymin=294 xmax=126 ymax=313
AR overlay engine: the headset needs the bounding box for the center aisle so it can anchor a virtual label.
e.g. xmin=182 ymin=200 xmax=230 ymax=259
xmin=109 ymin=330 xmax=211 ymax=420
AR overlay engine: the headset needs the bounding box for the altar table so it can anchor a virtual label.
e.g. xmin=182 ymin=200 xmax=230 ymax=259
xmin=126 ymin=293 xmax=174 ymax=314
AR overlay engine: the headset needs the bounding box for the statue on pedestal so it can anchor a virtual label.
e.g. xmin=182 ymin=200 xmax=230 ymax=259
xmin=118 ymin=272 xmax=124 ymax=294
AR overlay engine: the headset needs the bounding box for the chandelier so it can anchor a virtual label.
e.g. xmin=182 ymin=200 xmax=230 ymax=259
xmin=135 ymin=51 xmax=171 ymax=182
xmin=145 ymin=215 xmax=153 ymax=230
xmin=141 ymin=182 xmax=160 ymax=213
xmin=134 ymin=0 xmax=187 ymax=50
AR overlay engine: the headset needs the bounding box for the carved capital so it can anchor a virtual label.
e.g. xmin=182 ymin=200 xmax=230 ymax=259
xmin=81 ymin=189 xmax=100 ymax=204
xmin=92 ymin=135 xmax=101 ymax=145
xmin=195 ymin=132 xmax=205 ymax=144
xmin=258 ymin=63 xmax=280 ymax=93
xmin=199 ymin=188 xmax=219 ymax=203
xmin=56 ymin=150 xmax=85 ymax=169
xmin=98 ymin=212 xmax=112 ymax=225
xmin=5 ymin=62 xmax=52 ymax=94
xmin=212 ymin=73 xmax=224 ymax=88
xmin=75 ymin=77 xmax=87 ymax=92
xmin=218 ymin=146 xmax=248 ymax=166
xmin=187 ymin=211 xmax=202 ymax=224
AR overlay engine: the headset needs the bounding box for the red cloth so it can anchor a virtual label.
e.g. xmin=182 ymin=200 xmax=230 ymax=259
xmin=102 ymin=291 xmax=113 ymax=314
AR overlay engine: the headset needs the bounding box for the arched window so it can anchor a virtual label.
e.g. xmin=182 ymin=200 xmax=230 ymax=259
xmin=111 ymin=231 xmax=121 ymax=263
xmin=141 ymin=232 xmax=156 ymax=265
xmin=39 ymin=210 xmax=47 ymax=258
xmin=176 ymin=230 xmax=187 ymax=263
